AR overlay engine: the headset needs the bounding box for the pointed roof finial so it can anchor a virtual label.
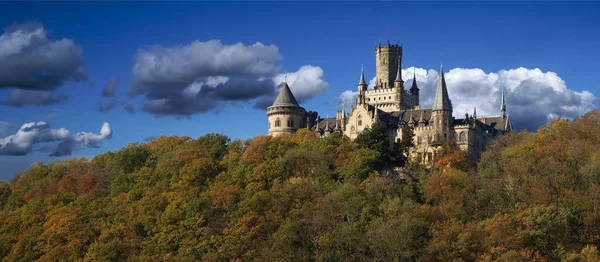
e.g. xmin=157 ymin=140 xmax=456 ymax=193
xmin=419 ymin=110 xmax=425 ymax=123
xmin=410 ymin=68 xmax=419 ymax=92
xmin=374 ymin=105 xmax=378 ymax=117
xmin=433 ymin=62 xmax=452 ymax=111
xmin=394 ymin=54 xmax=402 ymax=83
xmin=359 ymin=63 xmax=367 ymax=86
xmin=501 ymin=81 xmax=507 ymax=117
xmin=388 ymin=28 xmax=391 ymax=44
xmin=473 ymin=107 xmax=477 ymax=119
xmin=341 ymin=103 xmax=346 ymax=118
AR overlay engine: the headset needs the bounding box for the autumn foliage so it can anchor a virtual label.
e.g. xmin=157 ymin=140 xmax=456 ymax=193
xmin=1 ymin=111 xmax=600 ymax=261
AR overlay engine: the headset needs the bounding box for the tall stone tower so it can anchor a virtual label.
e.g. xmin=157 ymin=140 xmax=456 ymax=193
xmin=267 ymin=82 xmax=306 ymax=136
xmin=432 ymin=64 xmax=453 ymax=142
xmin=375 ymin=43 xmax=403 ymax=89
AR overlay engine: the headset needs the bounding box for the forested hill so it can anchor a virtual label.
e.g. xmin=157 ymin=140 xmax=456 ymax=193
xmin=1 ymin=111 xmax=600 ymax=261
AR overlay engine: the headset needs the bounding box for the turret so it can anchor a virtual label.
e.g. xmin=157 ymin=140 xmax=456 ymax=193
xmin=409 ymin=70 xmax=420 ymax=97
xmin=357 ymin=64 xmax=367 ymax=105
xmin=432 ymin=63 xmax=453 ymax=142
xmin=394 ymin=55 xmax=404 ymax=89
xmin=266 ymin=82 xmax=306 ymax=136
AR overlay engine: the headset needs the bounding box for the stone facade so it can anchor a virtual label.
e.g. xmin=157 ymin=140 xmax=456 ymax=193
xmin=267 ymin=44 xmax=513 ymax=165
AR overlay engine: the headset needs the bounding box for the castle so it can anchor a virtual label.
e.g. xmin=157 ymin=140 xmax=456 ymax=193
xmin=266 ymin=43 xmax=513 ymax=165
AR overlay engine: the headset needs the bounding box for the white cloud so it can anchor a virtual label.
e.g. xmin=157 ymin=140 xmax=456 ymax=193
xmin=340 ymin=67 xmax=597 ymax=131
xmin=0 ymin=122 xmax=112 ymax=156
xmin=272 ymin=65 xmax=328 ymax=102
xmin=131 ymin=39 xmax=328 ymax=116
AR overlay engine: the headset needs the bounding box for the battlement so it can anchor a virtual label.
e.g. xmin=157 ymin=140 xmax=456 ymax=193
xmin=376 ymin=43 xmax=403 ymax=51
xmin=365 ymin=87 xmax=397 ymax=94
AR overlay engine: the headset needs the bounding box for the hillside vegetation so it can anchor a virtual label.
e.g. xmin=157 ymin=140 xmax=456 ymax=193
xmin=1 ymin=110 xmax=600 ymax=261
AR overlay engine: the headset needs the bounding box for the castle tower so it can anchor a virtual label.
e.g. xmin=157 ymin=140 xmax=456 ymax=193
xmin=432 ymin=63 xmax=453 ymax=142
xmin=375 ymin=43 xmax=402 ymax=89
xmin=267 ymin=82 xmax=307 ymax=136
xmin=357 ymin=65 xmax=367 ymax=105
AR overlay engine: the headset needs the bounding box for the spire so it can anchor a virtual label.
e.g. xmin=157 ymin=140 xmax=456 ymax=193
xmin=374 ymin=105 xmax=378 ymax=117
xmin=473 ymin=107 xmax=477 ymax=119
xmin=501 ymin=82 xmax=507 ymax=117
xmin=410 ymin=69 xmax=419 ymax=92
xmin=358 ymin=64 xmax=367 ymax=86
xmin=394 ymin=55 xmax=402 ymax=83
xmin=271 ymin=82 xmax=300 ymax=108
xmin=342 ymin=104 xmax=346 ymax=119
xmin=433 ymin=63 xmax=452 ymax=111
xmin=419 ymin=110 xmax=425 ymax=123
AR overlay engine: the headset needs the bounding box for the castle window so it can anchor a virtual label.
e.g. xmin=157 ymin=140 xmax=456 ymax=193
xmin=269 ymin=122 xmax=271 ymax=129
xmin=389 ymin=96 xmax=391 ymax=99
xmin=444 ymin=119 xmax=448 ymax=125
xmin=427 ymin=135 xmax=432 ymax=143
xmin=459 ymin=132 xmax=466 ymax=142
xmin=358 ymin=115 xmax=362 ymax=126
xmin=427 ymin=152 xmax=432 ymax=162
xmin=275 ymin=118 xmax=281 ymax=127
xmin=417 ymin=136 xmax=422 ymax=145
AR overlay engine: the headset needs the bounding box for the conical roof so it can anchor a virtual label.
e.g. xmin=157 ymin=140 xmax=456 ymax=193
xmin=358 ymin=65 xmax=367 ymax=86
xmin=433 ymin=64 xmax=452 ymax=111
xmin=271 ymin=82 xmax=300 ymax=107
xmin=410 ymin=70 xmax=419 ymax=91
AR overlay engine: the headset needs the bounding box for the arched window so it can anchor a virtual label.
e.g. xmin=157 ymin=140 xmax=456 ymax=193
xmin=358 ymin=115 xmax=362 ymax=126
xmin=286 ymin=119 xmax=293 ymax=127
xmin=459 ymin=132 xmax=466 ymax=142
xmin=275 ymin=118 xmax=281 ymax=127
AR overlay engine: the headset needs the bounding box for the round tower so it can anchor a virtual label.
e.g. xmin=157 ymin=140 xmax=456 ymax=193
xmin=267 ymin=82 xmax=306 ymax=136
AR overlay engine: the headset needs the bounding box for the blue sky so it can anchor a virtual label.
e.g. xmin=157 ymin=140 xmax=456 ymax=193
xmin=1 ymin=2 xmax=599 ymax=181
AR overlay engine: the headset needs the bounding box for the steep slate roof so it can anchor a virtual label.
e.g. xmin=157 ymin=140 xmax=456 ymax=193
xmin=409 ymin=71 xmax=419 ymax=92
xmin=478 ymin=115 xmax=512 ymax=133
xmin=433 ymin=64 xmax=452 ymax=111
xmin=270 ymin=82 xmax=300 ymax=108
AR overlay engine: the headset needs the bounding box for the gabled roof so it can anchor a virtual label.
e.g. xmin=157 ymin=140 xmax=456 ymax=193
xmin=270 ymin=82 xmax=300 ymax=108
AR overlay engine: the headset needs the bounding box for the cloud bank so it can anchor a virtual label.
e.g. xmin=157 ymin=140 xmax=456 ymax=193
xmin=0 ymin=122 xmax=112 ymax=157
xmin=338 ymin=67 xmax=597 ymax=131
xmin=0 ymin=23 xmax=87 ymax=106
xmin=130 ymin=39 xmax=327 ymax=116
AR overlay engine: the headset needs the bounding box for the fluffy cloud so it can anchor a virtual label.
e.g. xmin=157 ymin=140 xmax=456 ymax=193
xmin=339 ymin=67 xmax=597 ymax=131
xmin=130 ymin=40 xmax=327 ymax=116
xmin=0 ymin=23 xmax=87 ymax=105
xmin=102 ymin=79 xmax=120 ymax=97
xmin=0 ymin=122 xmax=112 ymax=156
xmin=255 ymin=65 xmax=329 ymax=109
